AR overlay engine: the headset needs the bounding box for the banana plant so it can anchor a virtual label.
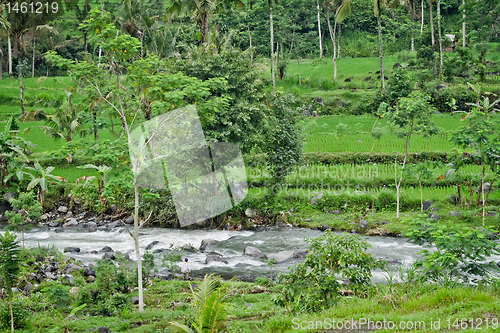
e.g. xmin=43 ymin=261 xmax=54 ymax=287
xmin=76 ymin=164 xmax=112 ymax=215
xmin=21 ymin=160 xmax=63 ymax=207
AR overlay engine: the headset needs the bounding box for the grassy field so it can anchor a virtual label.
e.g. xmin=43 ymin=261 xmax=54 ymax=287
xmin=12 ymin=276 xmax=500 ymax=333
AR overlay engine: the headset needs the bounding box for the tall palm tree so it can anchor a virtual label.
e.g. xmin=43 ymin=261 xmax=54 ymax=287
xmin=374 ymin=0 xmax=385 ymax=90
xmin=268 ymin=0 xmax=276 ymax=88
xmin=317 ymin=0 xmax=323 ymax=57
xmin=325 ymin=0 xmax=351 ymax=81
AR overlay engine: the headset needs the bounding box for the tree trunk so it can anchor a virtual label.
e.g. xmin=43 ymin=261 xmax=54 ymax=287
xmin=317 ymin=0 xmax=323 ymax=58
xmin=484 ymin=178 xmax=495 ymax=206
xmin=377 ymin=15 xmax=385 ymax=90
xmin=18 ymin=40 xmax=25 ymax=114
xmin=9 ymin=295 xmax=13 ymax=333
xmin=0 ymin=47 xmax=3 ymax=80
xmin=396 ymin=122 xmax=413 ymax=219
xmin=411 ymin=0 xmax=416 ymax=51
xmin=429 ymin=0 xmax=435 ymax=46
xmin=462 ymin=0 xmax=465 ymax=47
xmin=420 ymin=0 xmax=424 ymax=34
xmin=297 ymin=52 xmax=301 ymax=85
xmin=419 ymin=179 xmax=423 ymax=212
xmin=8 ymin=35 xmax=12 ymax=77
xmin=248 ymin=27 xmax=253 ymax=61
xmin=32 ymin=37 xmax=36 ymax=78
xmin=437 ymin=0 xmax=443 ymax=77
xmin=326 ymin=6 xmax=337 ymax=81
xmin=133 ymin=183 xmax=144 ymax=312
xmin=338 ymin=24 xmax=341 ymax=58
xmin=481 ymin=160 xmax=485 ymax=226
xmin=457 ymin=183 xmax=462 ymax=206
xmin=269 ymin=0 xmax=275 ymax=88
xmin=93 ymin=107 xmax=98 ymax=141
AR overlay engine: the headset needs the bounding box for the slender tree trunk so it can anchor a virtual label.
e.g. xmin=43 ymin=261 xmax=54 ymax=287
xmin=269 ymin=0 xmax=275 ymax=88
xmin=462 ymin=0 xmax=465 ymax=47
xmin=248 ymin=27 xmax=253 ymax=61
xmin=411 ymin=0 xmax=416 ymax=51
xmin=93 ymin=107 xmax=98 ymax=141
xmin=484 ymin=178 xmax=495 ymax=206
xmin=32 ymin=37 xmax=36 ymax=78
xmin=297 ymin=52 xmax=301 ymax=85
xmin=9 ymin=295 xmax=13 ymax=333
xmin=420 ymin=0 xmax=424 ymax=34
xmin=396 ymin=123 xmax=413 ymax=219
xmin=338 ymin=24 xmax=341 ymax=58
xmin=0 ymin=48 xmax=3 ymax=80
xmin=326 ymin=6 xmax=337 ymax=81
xmin=133 ymin=183 xmax=144 ymax=311
xmin=437 ymin=0 xmax=443 ymax=76
xmin=285 ymin=25 xmax=296 ymax=79
xmin=317 ymin=0 xmax=323 ymax=58
xmin=377 ymin=15 xmax=385 ymax=90
xmin=420 ymin=179 xmax=423 ymax=212
xmin=18 ymin=40 xmax=25 ymax=114
xmin=8 ymin=35 xmax=12 ymax=77
xmin=457 ymin=183 xmax=462 ymax=206
xmin=481 ymin=161 xmax=485 ymax=226
xmin=429 ymin=0 xmax=435 ymax=46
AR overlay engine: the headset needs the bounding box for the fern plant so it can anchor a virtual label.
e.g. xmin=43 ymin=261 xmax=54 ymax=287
xmin=169 ymin=274 xmax=228 ymax=333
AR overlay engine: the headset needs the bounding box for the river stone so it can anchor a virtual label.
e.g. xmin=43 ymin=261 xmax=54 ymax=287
xmin=58 ymin=206 xmax=69 ymax=213
xmin=359 ymin=219 xmax=368 ymax=228
xmin=83 ymin=266 xmax=96 ymax=277
xmin=243 ymin=246 xmax=267 ymax=259
xmin=4 ymin=191 xmax=16 ymax=202
xmin=63 ymin=218 xmax=78 ymax=228
xmin=24 ymin=282 xmax=33 ymax=292
xmin=63 ymin=211 xmax=73 ymax=220
xmin=181 ymin=244 xmax=197 ymax=253
xmin=88 ymin=222 xmax=97 ymax=232
xmin=110 ymin=204 xmax=117 ymax=213
xmin=63 ymin=275 xmax=74 ymax=285
xmin=317 ymin=225 xmax=332 ymax=232
xmin=199 ymin=239 xmax=220 ymax=252
xmin=115 ymin=251 xmax=130 ymax=260
xmin=41 ymin=214 xmax=49 ymax=220
xmin=326 ymin=209 xmax=341 ymax=214
xmin=234 ymin=263 xmax=252 ymax=268
xmin=86 ymin=276 xmax=95 ymax=283
xmin=98 ymin=327 xmax=110 ymax=333
xmin=310 ymin=193 xmax=323 ymax=205
xmin=206 ymin=254 xmax=228 ymax=265
xmin=449 ymin=194 xmax=458 ymax=204
xmin=130 ymin=297 xmax=139 ymax=304
xmin=64 ymin=247 xmax=80 ymax=253
xmin=293 ymin=249 xmax=308 ymax=259
xmin=107 ymin=221 xmax=120 ymax=231
xmin=26 ymin=273 xmax=36 ymax=281
xmin=45 ymin=272 xmax=56 ymax=280
xmin=102 ymin=252 xmax=116 ymax=260
xmin=245 ymin=207 xmax=256 ymax=217
xmin=69 ymin=287 xmax=80 ymax=295
xmin=428 ymin=213 xmax=440 ymax=221
xmin=153 ymin=248 xmax=171 ymax=254
xmin=423 ymin=201 xmax=433 ymax=211
xmin=267 ymin=250 xmax=295 ymax=263
xmin=497 ymin=261 xmax=500 ymax=268
xmin=48 ymin=222 xmax=59 ymax=227
xmin=145 ymin=241 xmax=162 ymax=251
xmin=63 ymin=263 xmax=82 ymax=274
xmin=244 ymin=303 xmax=253 ymax=307
xmin=152 ymin=268 xmax=172 ymax=281
xmin=100 ymin=246 xmax=114 ymax=253
xmin=125 ymin=216 xmax=134 ymax=224
xmin=450 ymin=211 xmax=461 ymax=217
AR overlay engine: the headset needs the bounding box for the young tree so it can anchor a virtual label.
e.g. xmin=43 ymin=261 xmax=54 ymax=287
xmin=386 ymin=92 xmax=438 ymax=218
xmin=0 ymin=231 xmax=21 ymax=333
xmin=22 ymin=160 xmax=62 ymax=207
xmin=5 ymin=191 xmax=42 ymax=248
xmin=451 ymin=89 xmax=500 ymax=226
xmin=45 ymin=8 xmax=230 ymax=312
xmin=405 ymin=161 xmax=440 ymax=212
xmin=325 ymin=0 xmax=351 ymax=82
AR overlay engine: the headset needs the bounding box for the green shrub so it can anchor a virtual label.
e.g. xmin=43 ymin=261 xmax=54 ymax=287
xmin=0 ymin=296 xmax=30 ymax=329
xmin=274 ymin=232 xmax=383 ymax=313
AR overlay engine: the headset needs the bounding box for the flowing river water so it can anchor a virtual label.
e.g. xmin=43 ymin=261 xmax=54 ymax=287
xmin=1 ymin=225 xmax=499 ymax=283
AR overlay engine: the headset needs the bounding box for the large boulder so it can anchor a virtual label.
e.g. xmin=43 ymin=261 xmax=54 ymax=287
xmin=428 ymin=213 xmax=440 ymax=221
xmin=58 ymin=206 xmax=68 ymax=213
xmin=422 ymin=200 xmax=433 ymax=211
xmin=107 ymin=221 xmax=120 ymax=231
xmin=101 ymin=246 xmax=114 ymax=253
xmin=88 ymin=222 xmax=97 ymax=233
xmin=83 ymin=265 xmax=96 ymax=277
xmin=245 ymin=207 xmax=256 ymax=217
xmin=125 ymin=216 xmax=134 ymax=224
xmin=310 ymin=193 xmax=323 ymax=205
xmin=267 ymin=250 xmax=295 ymax=264
xmin=130 ymin=297 xmax=139 ymax=305
xmin=243 ymin=246 xmax=267 ymax=259
xmin=205 ymin=254 xmax=228 ymax=265
xmin=359 ymin=219 xmax=368 ymax=229
xmin=199 ymin=239 xmax=220 ymax=252
xmin=63 ymin=218 xmax=78 ymax=228
xmin=450 ymin=211 xmax=461 ymax=217
xmin=64 ymin=247 xmax=80 ymax=253
xmin=151 ymin=268 xmax=172 ymax=281
xmin=62 ymin=263 xmax=82 ymax=274
xmin=110 ymin=204 xmax=117 ymax=213
xmin=145 ymin=241 xmax=163 ymax=251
